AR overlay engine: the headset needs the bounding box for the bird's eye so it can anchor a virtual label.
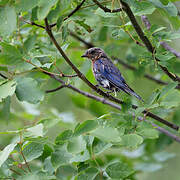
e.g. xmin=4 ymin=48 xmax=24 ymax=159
xmin=90 ymin=50 xmax=95 ymax=54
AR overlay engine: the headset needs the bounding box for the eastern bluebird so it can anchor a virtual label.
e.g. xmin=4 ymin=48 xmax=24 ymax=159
xmin=81 ymin=47 xmax=143 ymax=101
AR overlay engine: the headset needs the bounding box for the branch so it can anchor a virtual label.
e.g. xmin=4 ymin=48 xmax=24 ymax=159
xmin=50 ymin=0 xmax=86 ymax=28
xmin=92 ymin=0 xmax=122 ymax=13
xmin=45 ymin=74 xmax=180 ymax=143
xmin=138 ymin=117 xmax=180 ymax=143
xmin=64 ymin=0 xmax=86 ymax=21
xmin=160 ymin=41 xmax=180 ymax=58
xmin=0 ymin=72 xmax=8 ymax=79
xmin=46 ymin=85 xmax=67 ymax=93
xmin=70 ymin=31 xmax=94 ymax=48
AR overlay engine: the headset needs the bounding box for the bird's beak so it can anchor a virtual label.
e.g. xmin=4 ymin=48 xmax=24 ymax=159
xmin=81 ymin=52 xmax=88 ymax=58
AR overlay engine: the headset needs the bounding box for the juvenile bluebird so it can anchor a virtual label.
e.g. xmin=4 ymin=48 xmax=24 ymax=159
xmin=81 ymin=47 xmax=143 ymax=101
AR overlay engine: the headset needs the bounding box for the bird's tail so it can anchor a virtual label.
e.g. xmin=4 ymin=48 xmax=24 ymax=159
xmin=123 ymin=85 xmax=144 ymax=102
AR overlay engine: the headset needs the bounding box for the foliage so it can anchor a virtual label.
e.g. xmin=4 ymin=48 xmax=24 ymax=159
xmin=0 ymin=0 xmax=180 ymax=179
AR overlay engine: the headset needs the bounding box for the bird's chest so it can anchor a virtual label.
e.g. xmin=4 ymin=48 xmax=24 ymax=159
xmin=92 ymin=60 xmax=110 ymax=88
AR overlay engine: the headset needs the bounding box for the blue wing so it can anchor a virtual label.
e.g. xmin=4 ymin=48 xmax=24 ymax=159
xmin=96 ymin=58 xmax=143 ymax=100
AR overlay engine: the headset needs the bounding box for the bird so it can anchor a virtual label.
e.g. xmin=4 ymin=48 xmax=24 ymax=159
xmin=81 ymin=47 xmax=143 ymax=101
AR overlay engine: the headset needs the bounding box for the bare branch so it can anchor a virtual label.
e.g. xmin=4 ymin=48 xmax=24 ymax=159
xmin=160 ymin=41 xmax=180 ymax=59
xmin=50 ymin=0 xmax=86 ymax=28
xmin=92 ymin=0 xmax=122 ymax=13
xmin=138 ymin=117 xmax=180 ymax=143
xmin=64 ymin=0 xmax=86 ymax=21
xmin=46 ymin=85 xmax=67 ymax=93
xmin=0 ymin=72 xmax=8 ymax=79
xmin=70 ymin=31 xmax=94 ymax=48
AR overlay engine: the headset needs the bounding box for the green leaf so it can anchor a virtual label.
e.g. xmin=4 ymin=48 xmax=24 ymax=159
xmin=37 ymin=0 xmax=58 ymax=20
xmin=51 ymin=146 xmax=73 ymax=169
xmin=159 ymin=82 xmax=178 ymax=99
xmin=0 ymin=42 xmax=22 ymax=65
xmin=0 ymin=143 xmax=17 ymax=167
xmin=24 ymin=35 xmax=37 ymax=51
xmin=156 ymin=51 xmax=175 ymax=61
xmin=93 ymin=138 xmax=112 ymax=155
xmin=71 ymin=149 xmax=90 ymax=163
xmin=55 ymin=130 xmax=73 ymax=144
xmin=76 ymin=167 xmax=98 ymax=180
xmin=149 ymin=0 xmax=177 ymax=16
xmin=74 ymin=120 xmax=98 ymax=136
xmin=62 ymin=24 xmax=69 ymax=42
xmin=147 ymin=89 xmax=160 ymax=105
xmin=15 ymin=77 xmax=44 ymax=104
xmin=0 ymin=96 xmax=11 ymax=121
xmin=22 ymin=142 xmax=44 ymax=162
xmin=24 ymin=124 xmax=44 ymax=138
xmin=56 ymin=165 xmax=77 ymax=178
xmin=44 ymin=156 xmax=54 ymax=175
xmin=0 ymin=80 xmax=16 ymax=102
xmin=15 ymin=0 xmax=39 ymax=12
xmin=91 ymin=126 xmax=121 ymax=143
xmin=75 ymin=19 xmax=93 ymax=33
xmin=57 ymin=16 xmax=64 ymax=31
xmin=0 ymin=6 xmax=17 ymax=37
xmin=120 ymin=134 xmax=143 ymax=149
xmin=67 ymin=136 xmax=86 ymax=154
xmin=137 ymin=128 xmax=159 ymax=139
xmin=132 ymin=1 xmax=156 ymax=16
xmin=106 ymin=161 xmax=134 ymax=179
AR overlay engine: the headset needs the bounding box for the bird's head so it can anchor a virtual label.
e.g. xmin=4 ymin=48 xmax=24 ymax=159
xmin=81 ymin=47 xmax=107 ymax=61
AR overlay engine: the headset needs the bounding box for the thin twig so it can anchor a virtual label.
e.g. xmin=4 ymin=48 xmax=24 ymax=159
xmin=160 ymin=41 xmax=180 ymax=59
xmin=150 ymin=121 xmax=180 ymax=143
xmin=70 ymin=31 xmax=94 ymax=48
xmin=92 ymin=0 xmax=122 ymax=13
xmin=10 ymin=168 xmax=22 ymax=176
xmin=46 ymin=85 xmax=67 ymax=93
xmin=0 ymin=72 xmax=8 ymax=79
xmin=50 ymin=0 xmax=86 ymax=28
xmin=64 ymin=0 xmax=86 ymax=21
xmin=19 ymin=132 xmax=31 ymax=172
